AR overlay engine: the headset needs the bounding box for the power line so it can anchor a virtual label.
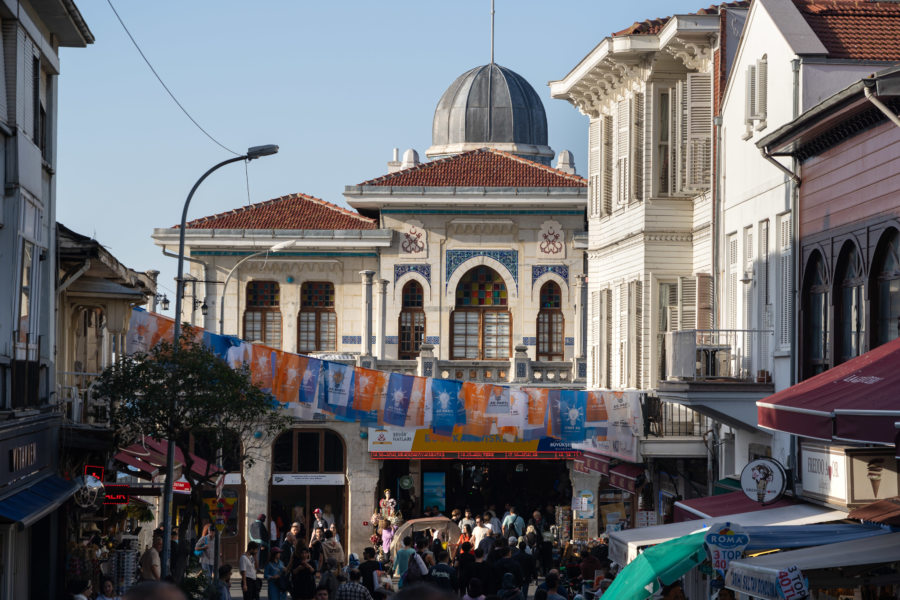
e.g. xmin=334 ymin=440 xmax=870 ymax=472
xmin=105 ymin=0 xmax=240 ymax=156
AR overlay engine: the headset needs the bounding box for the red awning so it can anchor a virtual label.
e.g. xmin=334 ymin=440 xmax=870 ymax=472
xmin=608 ymin=463 xmax=644 ymax=494
xmin=757 ymin=336 xmax=900 ymax=445
xmin=672 ymin=491 xmax=797 ymax=523
xmin=581 ymin=452 xmax=611 ymax=476
xmin=114 ymin=436 xmax=222 ymax=481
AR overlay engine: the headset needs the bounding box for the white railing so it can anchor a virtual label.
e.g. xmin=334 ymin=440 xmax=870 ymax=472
xmin=662 ymin=329 xmax=774 ymax=382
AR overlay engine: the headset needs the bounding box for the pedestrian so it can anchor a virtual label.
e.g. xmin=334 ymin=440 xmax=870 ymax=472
xmin=322 ymin=504 xmax=336 ymax=528
xmin=335 ymin=569 xmax=374 ymax=600
xmin=472 ymin=515 xmax=491 ymax=548
xmin=545 ymin=572 xmax=566 ymax=600
xmin=459 ymin=509 xmax=476 ymax=532
xmin=239 ymin=541 xmax=260 ymax=600
xmin=501 ymin=507 xmax=525 ymax=539
xmin=401 ymin=541 xmax=427 ymax=587
xmin=68 ymin=579 xmax=92 ymax=600
xmin=319 ymin=558 xmax=343 ymax=600
xmin=330 ymin=522 xmax=343 ymax=545
xmin=513 ymin=540 xmax=536 ymax=598
xmin=456 ymin=524 xmax=473 ymax=555
xmin=493 ymin=545 xmax=524 ymax=590
xmin=455 ymin=542 xmax=475 ymax=595
xmin=425 ymin=550 xmax=458 ymax=592
xmin=264 ymin=547 xmax=288 ymax=600
xmin=359 ymin=547 xmax=382 ymax=595
xmin=209 ymin=564 xmax=234 ymax=600
xmin=416 ymin=538 xmax=435 ymax=568
xmin=288 ymin=547 xmax=317 ymax=600
xmin=462 ymin=578 xmax=485 ymax=600
xmin=468 ymin=549 xmax=492 ymax=595
xmin=487 ymin=511 xmax=502 ymax=535
xmin=321 ymin=528 xmax=346 ymax=571
xmin=309 ymin=527 xmax=325 ymax=570
xmin=380 ymin=519 xmax=395 ymax=559
xmin=661 ymin=580 xmax=686 ymax=600
xmin=314 ymin=585 xmax=331 ymax=600
xmin=250 ymin=514 xmax=268 ymax=565
xmin=140 ymin=535 xmax=164 ymax=581
xmin=498 ymin=572 xmax=525 ymax=600
xmin=123 ymin=582 xmax=186 ymax=600
xmin=311 ymin=508 xmax=329 ymax=535
xmin=393 ymin=536 xmax=415 ymax=584
xmin=196 ymin=524 xmax=216 ymax=578
xmin=96 ymin=577 xmax=120 ymax=600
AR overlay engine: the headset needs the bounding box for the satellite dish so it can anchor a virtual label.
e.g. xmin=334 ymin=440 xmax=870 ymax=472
xmin=399 ymin=475 xmax=414 ymax=490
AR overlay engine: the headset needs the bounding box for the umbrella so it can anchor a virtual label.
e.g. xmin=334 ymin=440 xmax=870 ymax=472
xmin=602 ymin=531 xmax=707 ymax=599
xmin=388 ymin=516 xmax=461 ymax=557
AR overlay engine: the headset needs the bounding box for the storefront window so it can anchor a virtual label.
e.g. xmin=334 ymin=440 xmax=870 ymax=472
xmin=836 ymin=243 xmax=865 ymax=364
xmin=873 ymin=229 xmax=900 ymax=347
xmin=803 ymin=251 xmax=830 ymax=377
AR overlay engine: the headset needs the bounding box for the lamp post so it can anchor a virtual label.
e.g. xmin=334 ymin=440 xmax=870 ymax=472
xmin=161 ymin=144 xmax=278 ymax=579
xmin=219 ymin=239 xmax=296 ymax=335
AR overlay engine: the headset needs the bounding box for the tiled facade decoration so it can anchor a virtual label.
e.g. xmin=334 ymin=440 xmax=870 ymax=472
xmin=394 ymin=263 xmax=431 ymax=284
xmin=531 ymin=264 xmax=569 ymax=287
xmin=446 ymin=249 xmax=518 ymax=288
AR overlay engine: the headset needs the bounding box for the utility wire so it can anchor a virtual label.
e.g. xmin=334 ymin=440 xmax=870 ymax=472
xmin=105 ymin=0 xmax=240 ymax=156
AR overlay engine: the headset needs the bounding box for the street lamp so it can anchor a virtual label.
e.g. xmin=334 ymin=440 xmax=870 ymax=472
xmin=219 ymin=239 xmax=296 ymax=335
xmin=160 ymin=144 xmax=278 ymax=579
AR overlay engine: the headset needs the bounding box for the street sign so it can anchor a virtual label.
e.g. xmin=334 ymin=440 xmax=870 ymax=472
xmin=173 ymin=476 xmax=191 ymax=494
xmin=705 ymin=522 xmax=750 ymax=577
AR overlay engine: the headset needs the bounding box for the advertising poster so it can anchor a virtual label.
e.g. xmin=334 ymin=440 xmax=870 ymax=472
xmin=353 ymin=366 xmax=388 ymax=423
xmin=423 ymin=472 xmax=446 ymax=512
xmin=320 ymin=361 xmax=355 ymax=419
xmin=486 ymin=385 xmax=510 ymax=415
xmin=273 ymin=351 xmax=302 ymax=407
xmin=461 ymin=382 xmax=493 ymax=437
xmin=250 ymin=345 xmax=276 ymax=392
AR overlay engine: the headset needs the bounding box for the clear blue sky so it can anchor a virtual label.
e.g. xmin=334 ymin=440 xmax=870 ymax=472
xmin=56 ymin=0 xmax=707 ymax=301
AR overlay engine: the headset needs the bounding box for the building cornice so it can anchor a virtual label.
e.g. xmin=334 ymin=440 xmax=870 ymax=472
xmin=151 ymin=228 xmax=393 ymax=250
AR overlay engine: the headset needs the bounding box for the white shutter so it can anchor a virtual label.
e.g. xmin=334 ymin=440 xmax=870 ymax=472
xmin=677 ymin=80 xmax=687 ymax=192
xmin=755 ymin=57 xmax=768 ymax=124
xmin=632 ymin=280 xmax=643 ymax=388
xmin=617 ymin=282 xmax=627 ymax=386
xmin=727 ymin=235 xmax=738 ymax=329
xmin=745 ymin=63 xmax=757 ymax=125
xmin=588 ymin=119 xmax=601 ymax=217
xmin=601 ymin=288 xmax=611 ymax=388
xmin=696 ymin=273 xmax=714 ymax=330
xmin=759 ymin=220 xmax=770 ymax=306
xmin=616 ymin=99 xmax=630 ymax=205
xmin=679 ymin=276 xmax=698 ymax=331
xmin=602 ymin=115 xmax=613 ymax=215
xmin=591 ymin=290 xmax=600 ymax=385
xmin=667 ymin=283 xmax=679 ymax=332
xmin=779 ymin=215 xmax=793 ymax=347
xmin=632 ymin=92 xmax=644 ymax=202
xmin=686 ymin=73 xmax=712 ymax=191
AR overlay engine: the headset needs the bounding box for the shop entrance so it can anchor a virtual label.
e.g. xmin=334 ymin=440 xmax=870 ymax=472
xmin=269 ymin=428 xmax=347 ymax=543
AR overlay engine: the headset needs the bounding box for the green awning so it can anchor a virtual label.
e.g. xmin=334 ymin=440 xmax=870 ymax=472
xmin=602 ymin=531 xmax=706 ymax=599
xmin=713 ymin=477 xmax=741 ymax=495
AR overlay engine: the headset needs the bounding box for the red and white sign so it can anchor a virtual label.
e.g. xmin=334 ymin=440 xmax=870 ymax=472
xmin=777 ymin=565 xmax=809 ymax=600
xmin=173 ymin=476 xmax=191 ymax=494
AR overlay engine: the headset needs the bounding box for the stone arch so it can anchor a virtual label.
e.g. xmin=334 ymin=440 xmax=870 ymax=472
xmin=531 ymin=271 xmax=570 ymax=305
xmin=445 ymin=256 xmax=518 ymax=302
xmin=393 ymin=271 xmax=432 ymax=304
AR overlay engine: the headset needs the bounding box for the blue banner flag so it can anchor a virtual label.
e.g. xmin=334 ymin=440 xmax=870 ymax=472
xmin=431 ymin=378 xmax=464 ymax=436
xmin=383 ymin=373 xmax=415 ymax=427
xmin=559 ymin=390 xmax=587 ymax=442
xmin=320 ymin=361 xmax=355 ymax=420
xmin=297 ymin=356 xmax=321 ymax=404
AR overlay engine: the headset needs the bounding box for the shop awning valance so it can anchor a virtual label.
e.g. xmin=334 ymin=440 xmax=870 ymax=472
xmin=673 ymin=491 xmax=797 ymax=522
xmin=608 ymin=463 xmax=644 ymax=493
xmin=757 ymin=336 xmax=900 ymax=446
xmin=848 ymin=495 xmax=900 ymax=525
xmin=114 ymin=436 xmax=221 ymax=481
xmin=0 ymin=475 xmax=79 ymax=530
xmin=726 ymin=531 xmax=900 ymax=600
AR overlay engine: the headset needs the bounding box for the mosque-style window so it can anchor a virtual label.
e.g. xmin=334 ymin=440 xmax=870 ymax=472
xmin=537 ymin=281 xmax=564 ymax=361
xmin=836 ymin=243 xmax=865 ymax=365
xmin=451 ymin=266 xmax=510 ymax=359
xmin=873 ymin=229 xmax=900 ymax=347
xmin=298 ymin=282 xmax=336 ymax=353
xmin=399 ymin=281 xmax=425 ymax=360
xmin=244 ymin=281 xmax=282 ymax=348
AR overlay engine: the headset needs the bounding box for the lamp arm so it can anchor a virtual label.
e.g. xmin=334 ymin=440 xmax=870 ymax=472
xmin=218 ymin=249 xmax=267 ymax=335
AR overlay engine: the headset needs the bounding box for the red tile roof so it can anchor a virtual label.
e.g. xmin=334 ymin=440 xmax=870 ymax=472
xmin=180 ymin=193 xmax=376 ymax=230
xmin=792 ymin=0 xmax=900 ymax=60
xmin=357 ymin=148 xmax=586 ymax=188
xmin=611 ymin=2 xmax=748 ymax=37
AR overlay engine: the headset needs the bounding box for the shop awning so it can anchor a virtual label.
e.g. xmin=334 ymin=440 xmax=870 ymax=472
xmin=757 ymin=335 xmax=900 ymax=445
xmin=609 ymin=463 xmax=644 ymax=493
xmin=726 ymin=531 xmax=900 ymax=600
xmin=848 ymin=495 xmax=900 ymax=525
xmin=114 ymin=436 xmax=221 ymax=481
xmin=673 ymin=491 xmax=797 ymax=522
xmin=0 ymin=475 xmax=80 ymax=530
xmin=581 ymin=452 xmax=610 ymax=475
xmin=609 ymin=503 xmax=845 ymax=565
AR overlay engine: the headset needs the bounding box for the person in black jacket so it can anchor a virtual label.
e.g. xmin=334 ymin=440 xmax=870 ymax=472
xmin=493 ymin=546 xmax=524 ymax=591
xmin=358 ymin=547 xmax=382 ymax=596
xmin=468 ymin=549 xmax=494 ymax=594
xmin=512 ymin=540 xmax=536 ymax=598
xmin=426 ymin=551 xmax=458 ymax=593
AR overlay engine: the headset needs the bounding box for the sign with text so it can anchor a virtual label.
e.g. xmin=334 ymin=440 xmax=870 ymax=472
xmin=777 ymin=565 xmax=809 ymax=600
xmin=705 ymin=522 xmax=749 ymax=577
xmin=800 ymin=444 xmax=848 ymax=504
xmin=367 ymin=425 xmax=574 ymax=457
xmin=271 ymin=473 xmax=345 ymax=486
xmin=740 ymin=458 xmax=786 ymax=504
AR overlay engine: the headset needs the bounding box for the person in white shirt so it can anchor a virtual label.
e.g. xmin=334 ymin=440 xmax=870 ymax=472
xmin=472 ymin=515 xmax=492 ymax=548
xmin=240 ymin=541 xmax=260 ymax=600
xmin=487 ymin=511 xmax=502 ymax=536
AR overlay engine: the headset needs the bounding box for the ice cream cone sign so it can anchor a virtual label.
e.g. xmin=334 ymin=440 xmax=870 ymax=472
xmin=740 ymin=458 xmax=787 ymax=504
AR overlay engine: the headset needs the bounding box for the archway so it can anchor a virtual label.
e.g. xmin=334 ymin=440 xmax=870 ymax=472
xmin=450 ymin=266 xmax=511 ymax=359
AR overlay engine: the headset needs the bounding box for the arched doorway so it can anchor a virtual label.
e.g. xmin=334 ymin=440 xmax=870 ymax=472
xmin=268 ymin=429 xmax=347 ymax=545
xmin=871 ymin=228 xmax=900 ymax=347
xmin=835 ymin=242 xmax=865 ymax=364
xmin=451 ymin=266 xmax=511 ymax=359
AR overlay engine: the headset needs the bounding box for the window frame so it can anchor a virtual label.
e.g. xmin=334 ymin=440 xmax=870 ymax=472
xmin=398 ymin=281 xmax=425 ymax=360
xmin=450 ymin=266 xmax=512 ymax=360
xmin=872 ymin=228 xmax=900 ymax=347
xmin=536 ymin=281 xmax=564 ymax=361
xmin=298 ymin=281 xmax=337 ymax=353
xmin=271 ymin=429 xmax=345 ymax=474
xmin=835 ymin=243 xmax=865 ymax=365
xmin=243 ymin=280 xmax=282 ymax=349
xmin=802 ymin=251 xmax=830 ymax=378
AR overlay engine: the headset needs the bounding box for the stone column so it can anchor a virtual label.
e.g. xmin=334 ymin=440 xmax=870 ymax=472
xmin=573 ymin=274 xmax=588 ymax=382
xmin=513 ymin=344 xmax=531 ymax=383
xmin=203 ymin=261 xmax=219 ymax=332
xmin=360 ymin=271 xmax=375 ymax=358
xmin=417 ymin=344 xmax=436 ymax=378
xmin=376 ymin=279 xmax=389 ymax=360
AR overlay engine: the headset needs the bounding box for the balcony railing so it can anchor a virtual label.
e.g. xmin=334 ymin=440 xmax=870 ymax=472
xmin=57 ymin=371 xmax=108 ymax=425
xmin=436 ymin=361 xmax=510 ymax=383
xmin=643 ymin=396 xmax=713 ymax=438
xmin=661 ymin=329 xmax=774 ymax=383
xmin=530 ymin=361 xmax=573 ymax=384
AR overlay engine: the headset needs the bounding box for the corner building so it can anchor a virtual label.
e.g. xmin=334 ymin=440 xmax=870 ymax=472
xmin=153 ymin=63 xmax=589 ymax=555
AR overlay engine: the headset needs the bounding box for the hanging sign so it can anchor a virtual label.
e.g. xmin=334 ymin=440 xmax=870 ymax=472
xmin=740 ymin=458 xmax=786 ymax=504
xmin=271 ymin=473 xmax=345 ymax=486
xmin=776 ymin=565 xmax=809 ymax=600
xmin=704 ymin=522 xmax=749 ymax=577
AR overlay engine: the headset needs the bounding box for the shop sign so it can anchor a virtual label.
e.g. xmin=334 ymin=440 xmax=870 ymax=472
xmin=726 ymin=565 xmax=781 ymax=600
xmin=800 ymin=444 xmax=848 ymax=504
xmin=636 ymin=510 xmax=657 ymax=528
xmin=704 ymin=522 xmax=749 ymax=576
xmin=173 ymin=476 xmax=191 ymax=494
xmin=271 ymin=473 xmax=345 ymax=486
xmin=777 ymin=565 xmax=809 ymax=600
xmin=367 ymin=425 xmax=576 ymax=458
xmin=582 ymin=452 xmax=610 ymax=475
xmin=573 ymin=490 xmax=594 ymax=519
xmin=104 ymin=483 xmax=129 ymax=505
xmin=740 ymin=458 xmax=786 ymax=504
xmin=847 ymin=448 xmax=898 ymax=505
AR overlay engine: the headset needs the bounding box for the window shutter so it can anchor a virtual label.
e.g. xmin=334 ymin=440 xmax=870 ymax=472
xmin=760 ymin=220 xmax=770 ymax=306
xmin=728 ymin=235 xmax=738 ymax=329
xmin=632 ymin=92 xmax=644 ymax=202
xmin=779 ymin=215 xmax=793 ymax=347
xmin=629 ymin=280 xmax=643 ymax=388
xmin=22 ymin=32 xmax=34 ymax=138
xmin=602 ymin=288 xmax=611 ymax=388
xmin=591 ymin=290 xmax=600 ymax=385
xmin=745 ymin=64 xmax=757 ymax=125
xmin=602 ymin=115 xmax=613 ymax=215
xmin=588 ymin=119 xmax=601 ymax=217
xmin=617 ymin=282 xmax=627 ymax=386
xmin=686 ymin=73 xmax=712 ymax=191
xmin=667 ymin=282 xmax=680 ymax=332
xmin=677 ymin=80 xmax=687 ymax=192
xmin=696 ymin=273 xmax=714 ymax=330
xmin=616 ymin=99 xmax=630 ymax=205
xmin=755 ymin=57 xmax=768 ymax=123
xmin=679 ymin=276 xmax=698 ymax=330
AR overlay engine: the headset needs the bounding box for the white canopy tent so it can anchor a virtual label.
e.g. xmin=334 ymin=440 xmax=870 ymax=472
xmin=608 ymin=503 xmax=845 ymax=565
xmin=725 ymin=531 xmax=900 ymax=600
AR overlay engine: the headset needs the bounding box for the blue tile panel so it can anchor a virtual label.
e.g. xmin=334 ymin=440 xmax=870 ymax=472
xmin=342 ymin=336 xmax=361 ymax=345
xmin=531 ymin=264 xmax=569 ymax=286
xmin=385 ymin=336 xmax=399 ymax=345
xmin=394 ymin=263 xmax=431 ymax=284
xmin=446 ymin=250 xmax=518 ymax=289
xmin=522 ymin=337 xmax=537 ymax=346
xmin=577 ymin=361 xmax=587 ymax=378
xmin=425 ymin=336 xmax=440 ymax=345
xmin=516 ymin=362 xmax=526 ymax=379
xmin=565 ymin=337 xmax=575 ymax=346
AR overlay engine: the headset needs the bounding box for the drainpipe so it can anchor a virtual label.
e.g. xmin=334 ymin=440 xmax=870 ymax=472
xmin=863 ymin=85 xmax=900 ymax=129
xmin=790 ymin=57 xmax=801 ymax=484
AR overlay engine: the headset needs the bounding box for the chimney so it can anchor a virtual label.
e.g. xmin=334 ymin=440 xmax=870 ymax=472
xmin=555 ymin=150 xmax=576 ymax=174
xmin=400 ymin=148 xmax=420 ymax=170
xmin=387 ymin=147 xmax=402 ymax=173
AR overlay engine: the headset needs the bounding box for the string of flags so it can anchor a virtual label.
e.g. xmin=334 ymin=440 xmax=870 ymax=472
xmin=126 ymin=308 xmax=643 ymax=450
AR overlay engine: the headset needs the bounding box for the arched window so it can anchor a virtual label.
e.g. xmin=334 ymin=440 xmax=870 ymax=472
xmin=803 ymin=252 xmax=830 ymax=378
xmin=537 ymin=281 xmax=564 ymax=361
xmin=873 ymin=229 xmax=900 ymax=347
xmin=399 ymin=281 xmax=425 ymax=360
xmin=298 ymin=282 xmax=336 ymax=353
xmin=451 ymin=266 xmax=510 ymax=359
xmin=836 ymin=243 xmax=865 ymax=364
xmin=271 ymin=429 xmax=345 ymax=473
xmin=244 ymin=281 xmax=281 ymax=348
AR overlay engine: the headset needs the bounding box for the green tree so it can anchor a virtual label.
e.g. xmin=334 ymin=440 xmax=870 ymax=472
xmin=96 ymin=327 xmax=291 ymax=581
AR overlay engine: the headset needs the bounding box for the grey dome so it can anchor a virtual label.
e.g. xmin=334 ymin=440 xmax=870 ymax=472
xmin=426 ymin=64 xmax=554 ymax=164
